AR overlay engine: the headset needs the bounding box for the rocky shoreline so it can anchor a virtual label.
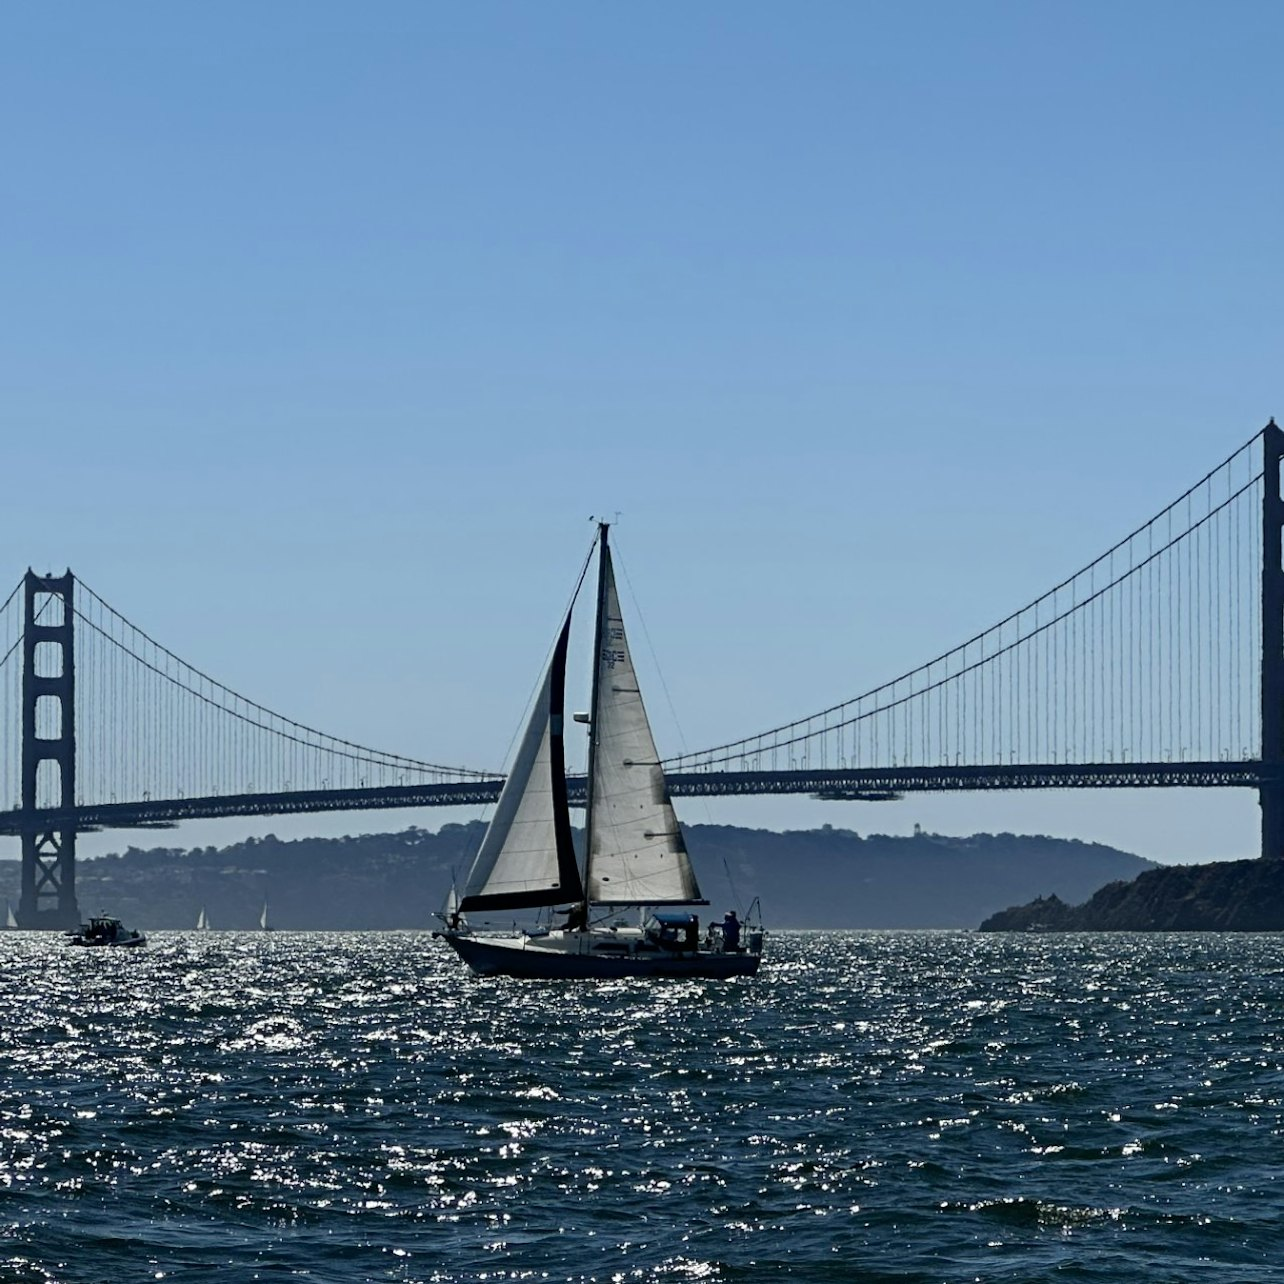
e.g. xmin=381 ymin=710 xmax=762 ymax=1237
xmin=979 ymin=859 xmax=1284 ymax=931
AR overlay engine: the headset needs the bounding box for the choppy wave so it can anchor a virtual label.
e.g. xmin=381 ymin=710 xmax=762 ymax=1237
xmin=3 ymin=930 xmax=1284 ymax=1281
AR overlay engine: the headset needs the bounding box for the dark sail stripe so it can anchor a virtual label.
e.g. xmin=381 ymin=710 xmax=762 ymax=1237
xmin=546 ymin=613 xmax=584 ymax=905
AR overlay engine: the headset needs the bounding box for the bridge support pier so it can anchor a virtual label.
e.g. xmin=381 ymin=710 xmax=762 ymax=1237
xmin=16 ymin=571 xmax=80 ymax=929
xmin=1261 ymin=421 xmax=1284 ymax=859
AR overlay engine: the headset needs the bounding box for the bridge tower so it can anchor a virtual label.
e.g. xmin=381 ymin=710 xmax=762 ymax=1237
xmin=16 ymin=571 xmax=80 ymax=929
xmin=1262 ymin=421 xmax=1284 ymax=859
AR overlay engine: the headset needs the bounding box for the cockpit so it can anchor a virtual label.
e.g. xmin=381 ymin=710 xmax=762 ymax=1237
xmin=643 ymin=911 xmax=699 ymax=952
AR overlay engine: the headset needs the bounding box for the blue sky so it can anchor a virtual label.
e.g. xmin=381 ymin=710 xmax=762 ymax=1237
xmin=2 ymin=2 xmax=1281 ymax=863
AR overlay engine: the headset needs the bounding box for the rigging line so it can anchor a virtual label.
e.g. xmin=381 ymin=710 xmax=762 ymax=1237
xmin=667 ymin=441 xmax=1265 ymax=765
xmin=71 ymin=607 xmax=494 ymax=778
xmin=73 ymin=578 xmax=496 ymax=780
xmin=676 ymin=472 xmax=1264 ymax=765
xmin=611 ymin=535 xmax=692 ymax=758
xmin=479 ymin=529 xmax=601 ymax=810
xmin=721 ymin=855 xmax=744 ymax=916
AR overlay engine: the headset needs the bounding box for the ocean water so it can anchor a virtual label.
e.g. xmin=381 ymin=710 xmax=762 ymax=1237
xmin=2 ymin=931 xmax=1284 ymax=1283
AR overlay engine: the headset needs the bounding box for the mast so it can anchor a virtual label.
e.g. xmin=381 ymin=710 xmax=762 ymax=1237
xmin=579 ymin=521 xmax=611 ymax=922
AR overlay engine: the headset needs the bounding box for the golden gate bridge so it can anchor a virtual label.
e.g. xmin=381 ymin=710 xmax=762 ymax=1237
xmin=3 ymin=421 xmax=1281 ymax=927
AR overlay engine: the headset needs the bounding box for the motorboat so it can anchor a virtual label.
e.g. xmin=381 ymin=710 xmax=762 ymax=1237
xmin=66 ymin=915 xmax=147 ymax=948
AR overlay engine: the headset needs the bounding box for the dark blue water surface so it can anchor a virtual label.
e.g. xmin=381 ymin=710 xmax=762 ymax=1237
xmin=3 ymin=930 xmax=1284 ymax=1282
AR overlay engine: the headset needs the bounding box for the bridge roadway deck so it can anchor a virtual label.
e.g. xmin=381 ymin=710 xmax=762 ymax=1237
xmin=0 ymin=761 xmax=1266 ymax=835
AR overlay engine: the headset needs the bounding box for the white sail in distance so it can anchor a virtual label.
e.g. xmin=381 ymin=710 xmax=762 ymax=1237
xmin=459 ymin=615 xmax=582 ymax=912
xmin=586 ymin=549 xmax=702 ymax=906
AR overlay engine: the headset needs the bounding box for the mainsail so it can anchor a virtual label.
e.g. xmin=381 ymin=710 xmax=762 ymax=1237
xmin=459 ymin=616 xmax=583 ymax=911
xmin=586 ymin=548 xmax=702 ymax=905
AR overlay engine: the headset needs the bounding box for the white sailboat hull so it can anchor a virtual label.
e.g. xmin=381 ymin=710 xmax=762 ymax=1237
xmin=436 ymin=928 xmax=761 ymax=979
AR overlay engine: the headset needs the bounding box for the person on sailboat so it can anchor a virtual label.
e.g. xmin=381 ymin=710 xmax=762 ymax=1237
xmin=558 ymin=904 xmax=588 ymax=932
xmin=721 ymin=910 xmax=741 ymax=952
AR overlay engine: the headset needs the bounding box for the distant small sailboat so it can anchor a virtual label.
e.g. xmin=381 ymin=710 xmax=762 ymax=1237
xmin=66 ymin=915 xmax=146 ymax=948
xmin=259 ymin=900 xmax=272 ymax=931
xmin=4 ymin=901 xmax=18 ymax=930
xmin=436 ymin=880 xmax=470 ymax=935
xmin=196 ymin=907 xmax=210 ymax=931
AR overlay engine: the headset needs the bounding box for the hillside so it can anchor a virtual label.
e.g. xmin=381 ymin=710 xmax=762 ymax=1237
xmin=0 ymin=823 xmax=1154 ymax=930
xmin=691 ymin=824 xmax=1154 ymax=928
xmin=979 ymin=858 xmax=1284 ymax=931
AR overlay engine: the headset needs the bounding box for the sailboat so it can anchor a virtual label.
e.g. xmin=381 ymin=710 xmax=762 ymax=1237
xmin=437 ymin=523 xmax=763 ymax=979
xmin=196 ymin=907 xmax=210 ymax=931
xmin=437 ymin=880 xmax=470 ymax=935
xmin=4 ymin=901 xmax=17 ymax=930
xmin=259 ymin=900 xmax=272 ymax=931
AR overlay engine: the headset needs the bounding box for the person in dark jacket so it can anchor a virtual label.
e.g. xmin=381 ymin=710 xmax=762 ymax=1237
xmin=721 ymin=910 xmax=741 ymax=951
